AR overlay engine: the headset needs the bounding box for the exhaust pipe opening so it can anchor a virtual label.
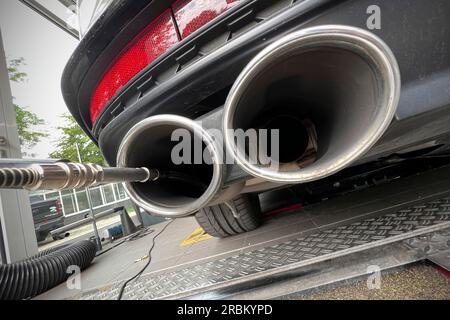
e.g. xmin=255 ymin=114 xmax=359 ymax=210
xmin=126 ymin=124 xmax=213 ymax=202
xmin=117 ymin=116 xmax=223 ymax=217
xmin=224 ymin=25 xmax=400 ymax=183
xmin=251 ymin=108 xmax=318 ymax=169
xmin=255 ymin=112 xmax=314 ymax=164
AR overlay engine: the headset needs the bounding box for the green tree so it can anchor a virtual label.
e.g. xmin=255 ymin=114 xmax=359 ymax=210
xmin=7 ymin=58 xmax=27 ymax=82
xmin=14 ymin=105 xmax=48 ymax=152
xmin=7 ymin=58 xmax=48 ymax=156
xmin=49 ymin=114 xmax=105 ymax=164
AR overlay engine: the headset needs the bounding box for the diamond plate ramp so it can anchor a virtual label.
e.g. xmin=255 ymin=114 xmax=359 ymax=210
xmin=73 ymin=196 xmax=450 ymax=300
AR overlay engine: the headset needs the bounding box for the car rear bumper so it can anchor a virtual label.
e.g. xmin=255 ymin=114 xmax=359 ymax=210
xmin=35 ymin=216 xmax=65 ymax=233
xmin=63 ymin=0 xmax=450 ymax=167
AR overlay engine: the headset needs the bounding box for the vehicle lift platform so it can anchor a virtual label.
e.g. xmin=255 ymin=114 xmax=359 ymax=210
xmin=37 ymin=165 xmax=450 ymax=300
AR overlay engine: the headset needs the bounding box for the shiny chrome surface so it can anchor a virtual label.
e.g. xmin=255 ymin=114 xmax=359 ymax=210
xmin=0 ymin=162 xmax=151 ymax=191
xmin=223 ymin=25 xmax=401 ymax=183
xmin=117 ymin=115 xmax=224 ymax=218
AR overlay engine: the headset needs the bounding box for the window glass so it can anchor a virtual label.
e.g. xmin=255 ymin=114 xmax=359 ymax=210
xmin=102 ymin=184 xmax=115 ymax=203
xmin=76 ymin=189 xmax=90 ymax=211
xmin=46 ymin=192 xmax=60 ymax=201
xmin=61 ymin=193 xmax=76 ymax=214
xmin=29 ymin=194 xmax=45 ymax=203
xmin=117 ymin=183 xmax=127 ymax=199
xmin=89 ymin=187 xmax=103 ymax=207
xmin=77 ymin=0 xmax=114 ymax=38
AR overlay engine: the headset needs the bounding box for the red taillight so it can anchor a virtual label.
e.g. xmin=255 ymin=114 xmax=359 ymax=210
xmin=90 ymin=9 xmax=179 ymax=123
xmin=55 ymin=199 xmax=63 ymax=215
xmin=90 ymin=1 xmax=239 ymax=124
xmin=173 ymin=0 xmax=239 ymax=38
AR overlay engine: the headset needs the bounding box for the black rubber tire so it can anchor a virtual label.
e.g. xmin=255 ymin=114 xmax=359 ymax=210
xmin=52 ymin=234 xmax=64 ymax=241
xmin=195 ymin=194 xmax=261 ymax=238
xmin=36 ymin=232 xmax=48 ymax=242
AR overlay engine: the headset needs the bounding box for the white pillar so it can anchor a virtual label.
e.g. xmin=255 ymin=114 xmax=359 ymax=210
xmin=0 ymin=29 xmax=38 ymax=263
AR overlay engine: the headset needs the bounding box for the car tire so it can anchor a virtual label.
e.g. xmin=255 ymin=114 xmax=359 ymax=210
xmin=52 ymin=234 xmax=64 ymax=241
xmin=36 ymin=232 xmax=48 ymax=242
xmin=195 ymin=194 xmax=261 ymax=238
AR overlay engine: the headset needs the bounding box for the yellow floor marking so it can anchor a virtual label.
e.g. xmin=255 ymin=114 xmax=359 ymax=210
xmin=180 ymin=227 xmax=212 ymax=247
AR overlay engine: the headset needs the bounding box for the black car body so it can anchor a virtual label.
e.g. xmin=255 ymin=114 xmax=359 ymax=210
xmin=62 ymin=0 xmax=450 ymax=237
xmin=31 ymin=197 xmax=64 ymax=242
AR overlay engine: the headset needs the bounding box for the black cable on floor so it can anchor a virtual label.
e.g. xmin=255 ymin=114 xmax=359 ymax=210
xmin=95 ymin=227 xmax=154 ymax=258
xmin=117 ymin=220 xmax=174 ymax=300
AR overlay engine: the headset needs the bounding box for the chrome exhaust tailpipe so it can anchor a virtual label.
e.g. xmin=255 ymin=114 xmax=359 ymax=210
xmin=117 ymin=115 xmax=231 ymax=218
xmin=223 ymin=25 xmax=401 ymax=183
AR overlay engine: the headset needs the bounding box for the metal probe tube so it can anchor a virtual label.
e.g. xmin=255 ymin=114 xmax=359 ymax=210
xmin=0 ymin=161 xmax=158 ymax=191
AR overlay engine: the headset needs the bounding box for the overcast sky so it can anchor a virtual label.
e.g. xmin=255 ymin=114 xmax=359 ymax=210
xmin=0 ymin=0 xmax=78 ymax=158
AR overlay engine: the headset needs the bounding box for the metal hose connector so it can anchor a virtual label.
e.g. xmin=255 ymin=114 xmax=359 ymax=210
xmin=0 ymin=162 xmax=156 ymax=191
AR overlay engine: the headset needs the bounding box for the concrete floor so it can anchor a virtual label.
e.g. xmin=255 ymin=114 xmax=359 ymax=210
xmin=36 ymin=165 xmax=450 ymax=300
xmin=37 ymin=209 xmax=318 ymax=300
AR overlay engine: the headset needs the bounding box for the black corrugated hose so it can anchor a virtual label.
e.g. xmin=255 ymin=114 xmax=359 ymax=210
xmin=0 ymin=240 xmax=97 ymax=300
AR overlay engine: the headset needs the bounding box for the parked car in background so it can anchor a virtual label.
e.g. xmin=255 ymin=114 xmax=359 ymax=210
xmin=30 ymin=195 xmax=64 ymax=242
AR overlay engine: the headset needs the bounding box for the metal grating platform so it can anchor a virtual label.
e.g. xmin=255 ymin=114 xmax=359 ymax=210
xmin=74 ymin=196 xmax=450 ymax=300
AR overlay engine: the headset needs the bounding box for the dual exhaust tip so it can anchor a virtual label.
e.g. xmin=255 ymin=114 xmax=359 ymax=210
xmin=117 ymin=25 xmax=401 ymax=218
